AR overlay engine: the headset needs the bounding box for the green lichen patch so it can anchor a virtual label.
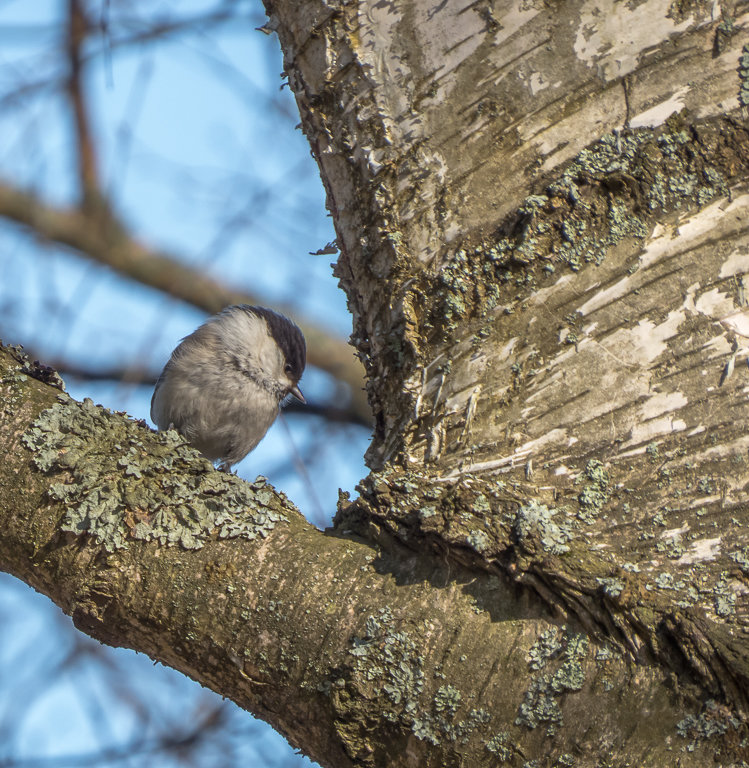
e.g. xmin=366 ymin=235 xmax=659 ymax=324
xmin=712 ymin=15 xmax=736 ymax=56
xmin=528 ymin=627 xmax=564 ymax=670
xmin=576 ymin=459 xmax=610 ymax=522
xmin=424 ymin=118 xmax=747 ymax=334
xmin=676 ymin=698 xmax=742 ymax=749
xmin=343 ymin=607 xmax=491 ymax=748
xmin=516 ymin=627 xmax=589 ymax=735
xmin=514 ymin=501 xmax=573 ymax=555
xmin=349 ymin=607 xmax=425 ymax=714
xmin=21 ymin=396 xmax=288 ymax=551
xmin=739 ymin=43 xmax=749 ymax=108
xmin=484 ymin=730 xmax=515 ymax=760
xmin=655 ymin=533 xmax=686 ymax=560
xmin=712 ymin=573 xmax=737 ymax=618
xmin=336 ymin=467 xmax=518 ymax=560
xmin=730 ymin=546 xmax=749 ymax=573
xmin=596 ymin=576 xmax=625 ymax=599
xmin=466 ymin=528 xmax=491 ymax=553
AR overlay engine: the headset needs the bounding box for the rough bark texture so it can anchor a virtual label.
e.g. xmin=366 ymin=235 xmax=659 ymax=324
xmin=3 ymin=0 xmax=749 ymax=766
xmin=268 ymin=0 xmax=749 ymax=761
xmin=0 ymin=344 xmax=734 ymax=767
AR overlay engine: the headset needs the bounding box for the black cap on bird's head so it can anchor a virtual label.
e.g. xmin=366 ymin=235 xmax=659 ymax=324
xmin=243 ymin=306 xmax=306 ymax=402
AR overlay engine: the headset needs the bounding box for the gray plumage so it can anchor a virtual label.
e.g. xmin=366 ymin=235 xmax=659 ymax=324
xmin=151 ymin=305 xmax=306 ymax=471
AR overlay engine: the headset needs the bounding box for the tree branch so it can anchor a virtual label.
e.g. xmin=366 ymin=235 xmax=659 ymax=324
xmin=66 ymin=0 xmax=101 ymax=206
xmin=0 ymin=342 xmax=725 ymax=767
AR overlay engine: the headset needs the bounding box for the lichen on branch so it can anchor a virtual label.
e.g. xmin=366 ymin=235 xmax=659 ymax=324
xmin=20 ymin=394 xmax=290 ymax=551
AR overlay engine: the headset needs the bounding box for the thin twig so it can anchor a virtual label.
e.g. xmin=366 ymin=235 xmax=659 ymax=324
xmin=66 ymin=0 xmax=101 ymax=206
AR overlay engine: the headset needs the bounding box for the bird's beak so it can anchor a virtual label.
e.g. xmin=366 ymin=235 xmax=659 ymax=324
xmin=289 ymin=384 xmax=306 ymax=403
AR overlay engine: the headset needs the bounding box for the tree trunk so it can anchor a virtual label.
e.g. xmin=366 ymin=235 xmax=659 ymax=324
xmin=3 ymin=0 xmax=749 ymax=766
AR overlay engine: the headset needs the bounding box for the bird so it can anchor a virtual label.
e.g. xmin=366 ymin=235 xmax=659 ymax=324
xmin=150 ymin=305 xmax=306 ymax=471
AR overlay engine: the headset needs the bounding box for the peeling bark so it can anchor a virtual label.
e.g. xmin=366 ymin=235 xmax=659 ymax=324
xmin=0 ymin=343 xmax=734 ymax=767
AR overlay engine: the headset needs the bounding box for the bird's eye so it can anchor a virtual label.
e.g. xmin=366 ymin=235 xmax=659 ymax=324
xmin=284 ymin=363 xmax=293 ymax=374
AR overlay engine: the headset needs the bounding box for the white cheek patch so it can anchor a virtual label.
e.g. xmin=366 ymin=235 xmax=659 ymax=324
xmin=212 ymin=309 xmax=266 ymax=350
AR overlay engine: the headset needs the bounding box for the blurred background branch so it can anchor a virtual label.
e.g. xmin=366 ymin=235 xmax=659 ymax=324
xmin=0 ymin=180 xmax=370 ymax=425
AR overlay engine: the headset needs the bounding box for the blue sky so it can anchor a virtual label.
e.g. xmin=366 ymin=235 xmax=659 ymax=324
xmin=0 ymin=1 xmax=370 ymax=765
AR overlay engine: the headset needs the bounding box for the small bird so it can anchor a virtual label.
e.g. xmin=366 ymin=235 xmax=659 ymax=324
xmin=151 ymin=305 xmax=306 ymax=471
